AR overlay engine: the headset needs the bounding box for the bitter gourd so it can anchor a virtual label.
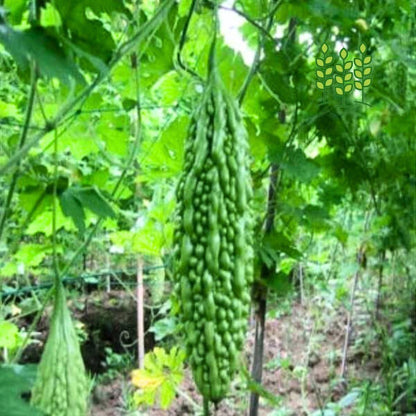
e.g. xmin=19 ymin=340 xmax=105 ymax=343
xmin=31 ymin=282 xmax=88 ymax=415
xmin=173 ymin=62 xmax=253 ymax=403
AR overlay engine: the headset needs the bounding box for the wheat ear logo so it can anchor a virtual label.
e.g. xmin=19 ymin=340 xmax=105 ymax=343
xmin=354 ymin=43 xmax=372 ymax=105
xmin=335 ymin=48 xmax=353 ymax=96
xmin=316 ymin=43 xmax=333 ymax=95
xmin=316 ymin=42 xmax=373 ymax=106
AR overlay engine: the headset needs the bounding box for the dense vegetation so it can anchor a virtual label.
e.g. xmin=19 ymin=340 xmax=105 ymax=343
xmin=0 ymin=0 xmax=415 ymax=415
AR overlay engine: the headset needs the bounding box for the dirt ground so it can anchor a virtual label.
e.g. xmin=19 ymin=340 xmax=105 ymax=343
xmin=90 ymin=296 xmax=379 ymax=416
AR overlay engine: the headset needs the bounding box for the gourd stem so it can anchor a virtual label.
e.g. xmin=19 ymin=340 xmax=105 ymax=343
xmin=208 ymin=1 xmax=219 ymax=75
xmin=203 ymin=397 xmax=210 ymax=416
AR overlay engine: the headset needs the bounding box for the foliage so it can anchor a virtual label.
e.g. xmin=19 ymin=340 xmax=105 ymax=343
xmin=0 ymin=0 xmax=414 ymax=413
xmin=131 ymin=347 xmax=185 ymax=410
xmin=0 ymin=364 xmax=42 ymax=416
xmin=0 ymin=320 xmax=26 ymax=362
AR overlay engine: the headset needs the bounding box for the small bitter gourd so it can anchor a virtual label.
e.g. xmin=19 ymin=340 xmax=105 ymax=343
xmin=173 ymin=61 xmax=253 ymax=402
xmin=31 ymin=282 xmax=89 ymax=416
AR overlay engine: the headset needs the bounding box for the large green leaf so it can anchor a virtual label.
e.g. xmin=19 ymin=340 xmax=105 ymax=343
xmin=59 ymin=189 xmax=86 ymax=235
xmin=74 ymin=187 xmax=116 ymax=219
xmin=280 ymin=147 xmax=320 ymax=183
xmin=3 ymin=0 xmax=26 ymax=25
xmin=54 ymin=0 xmax=128 ymax=64
xmin=0 ymin=26 xmax=84 ymax=85
xmin=0 ymin=364 xmax=42 ymax=416
xmin=59 ymin=186 xmax=115 ymax=234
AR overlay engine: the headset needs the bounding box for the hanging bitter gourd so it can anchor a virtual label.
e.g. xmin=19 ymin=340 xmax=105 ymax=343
xmin=31 ymin=282 xmax=89 ymax=415
xmin=173 ymin=63 xmax=253 ymax=402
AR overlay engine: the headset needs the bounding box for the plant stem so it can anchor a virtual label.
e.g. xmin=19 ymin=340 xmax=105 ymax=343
xmin=176 ymin=388 xmax=201 ymax=411
xmin=238 ymin=1 xmax=278 ymax=104
xmin=203 ymin=397 xmax=210 ymax=416
xmin=249 ymin=164 xmax=279 ymax=416
xmin=340 ymin=265 xmax=360 ymax=380
xmin=375 ymin=249 xmax=386 ymax=320
xmin=0 ymin=61 xmax=37 ymax=241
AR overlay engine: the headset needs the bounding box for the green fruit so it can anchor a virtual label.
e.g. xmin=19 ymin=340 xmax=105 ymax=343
xmin=31 ymin=283 xmax=88 ymax=416
xmin=173 ymin=60 xmax=253 ymax=403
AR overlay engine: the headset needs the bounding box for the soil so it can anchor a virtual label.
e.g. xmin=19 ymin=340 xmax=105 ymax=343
xmin=89 ymin=295 xmax=380 ymax=416
xmin=20 ymin=290 xmax=156 ymax=373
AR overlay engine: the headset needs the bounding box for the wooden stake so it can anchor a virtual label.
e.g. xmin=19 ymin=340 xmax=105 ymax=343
xmin=137 ymin=257 xmax=145 ymax=368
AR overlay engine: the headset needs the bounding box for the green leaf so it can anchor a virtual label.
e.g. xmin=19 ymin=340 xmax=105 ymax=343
xmin=60 ymin=189 xmax=86 ymax=234
xmin=26 ymin=205 xmax=77 ymax=235
xmin=149 ymin=317 xmax=177 ymax=342
xmin=74 ymin=187 xmax=116 ymax=219
xmin=131 ymin=347 xmax=185 ymax=410
xmin=281 ymin=147 xmax=320 ymax=183
xmin=3 ymin=0 xmax=26 ymax=25
xmin=178 ymin=0 xmax=192 ymax=17
xmin=97 ymin=114 xmax=129 ymax=156
xmin=302 ymin=205 xmax=330 ymax=231
xmin=140 ymin=116 xmax=189 ymax=181
xmin=54 ymin=0 xmax=129 ymax=65
xmin=160 ymin=381 xmax=176 ymax=409
xmin=15 ymin=244 xmax=52 ymax=268
xmin=0 ymin=26 xmax=84 ymax=85
xmin=0 ymin=101 xmax=19 ymax=119
xmin=0 ymin=364 xmax=42 ymax=416
xmin=262 ymin=231 xmax=302 ymax=259
xmin=0 ymin=321 xmax=19 ymax=349
xmin=265 ymin=271 xmax=293 ymax=296
xmin=40 ymin=3 xmax=62 ymax=28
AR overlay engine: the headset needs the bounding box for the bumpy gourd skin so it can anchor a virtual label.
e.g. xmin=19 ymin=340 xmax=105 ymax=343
xmin=173 ymin=67 xmax=253 ymax=402
xmin=31 ymin=283 xmax=88 ymax=416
